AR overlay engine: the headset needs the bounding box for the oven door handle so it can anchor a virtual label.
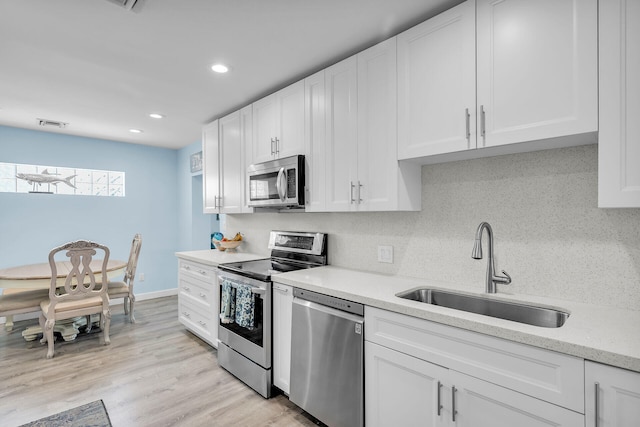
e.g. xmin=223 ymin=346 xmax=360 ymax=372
xmin=276 ymin=167 xmax=286 ymax=202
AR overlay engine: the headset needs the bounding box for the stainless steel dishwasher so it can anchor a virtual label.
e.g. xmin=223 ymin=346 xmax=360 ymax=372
xmin=290 ymin=288 xmax=364 ymax=427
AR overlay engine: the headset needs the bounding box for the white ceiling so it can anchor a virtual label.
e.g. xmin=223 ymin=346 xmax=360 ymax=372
xmin=0 ymin=0 xmax=461 ymax=149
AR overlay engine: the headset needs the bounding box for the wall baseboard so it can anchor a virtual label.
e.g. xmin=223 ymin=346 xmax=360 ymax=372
xmin=0 ymin=288 xmax=179 ymax=325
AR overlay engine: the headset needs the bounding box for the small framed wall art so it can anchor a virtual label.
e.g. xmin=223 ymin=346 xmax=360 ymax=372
xmin=190 ymin=151 xmax=203 ymax=173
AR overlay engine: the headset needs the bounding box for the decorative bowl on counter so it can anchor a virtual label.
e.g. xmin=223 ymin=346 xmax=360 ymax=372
xmin=212 ymin=240 xmax=242 ymax=251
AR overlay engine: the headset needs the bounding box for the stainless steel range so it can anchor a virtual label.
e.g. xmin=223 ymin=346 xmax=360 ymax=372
xmin=216 ymin=230 xmax=328 ymax=398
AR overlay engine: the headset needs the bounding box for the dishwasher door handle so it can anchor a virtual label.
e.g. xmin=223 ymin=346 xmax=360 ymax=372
xmin=293 ymin=297 xmax=364 ymax=325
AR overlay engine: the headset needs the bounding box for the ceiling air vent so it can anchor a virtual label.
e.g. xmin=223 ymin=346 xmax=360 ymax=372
xmin=104 ymin=0 xmax=146 ymax=12
xmin=37 ymin=118 xmax=68 ymax=129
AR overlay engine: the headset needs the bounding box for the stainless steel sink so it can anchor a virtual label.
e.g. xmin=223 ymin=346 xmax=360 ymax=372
xmin=396 ymin=288 xmax=569 ymax=328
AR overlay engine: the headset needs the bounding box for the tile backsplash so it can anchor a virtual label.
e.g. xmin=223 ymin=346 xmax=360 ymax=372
xmin=225 ymin=144 xmax=640 ymax=311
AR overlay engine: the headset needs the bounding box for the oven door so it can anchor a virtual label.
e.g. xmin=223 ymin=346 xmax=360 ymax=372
xmin=217 ymin=270 xmax=271 ymax=369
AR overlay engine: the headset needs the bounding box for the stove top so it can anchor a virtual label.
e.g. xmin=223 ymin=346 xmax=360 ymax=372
xmin=218 ymin=257 xmax=319 ymax=281
xmin=218 ymin=231 xmax=327 ymax=282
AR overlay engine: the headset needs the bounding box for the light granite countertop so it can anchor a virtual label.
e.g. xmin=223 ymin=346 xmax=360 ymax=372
xmin=175 ymin=249 xmax=266 ymax=267
xmin=273 ymin=265 xmax=640 ymax=373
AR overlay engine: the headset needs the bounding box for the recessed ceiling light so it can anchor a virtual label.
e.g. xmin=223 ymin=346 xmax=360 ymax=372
xmin=211 ymin=64 xmax=229 ymax=73
xmin=129 ymin=129 xmax=143 ymax=134
xmin=149 ymin=113 xmax=164 ymax=119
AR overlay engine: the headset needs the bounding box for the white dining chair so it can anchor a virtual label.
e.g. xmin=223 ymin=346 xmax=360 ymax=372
xmin=0 ymin=288 xmax=49 ymax=331
xmin=39 ymin=240 xmax=111 ymax=359
xmin=107 ymin=233 xmax=142 ymax=323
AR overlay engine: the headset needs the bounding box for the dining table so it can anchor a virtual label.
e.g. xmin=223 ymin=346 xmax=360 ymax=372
xmin=0 ymin=259 xmax=126 ymax=340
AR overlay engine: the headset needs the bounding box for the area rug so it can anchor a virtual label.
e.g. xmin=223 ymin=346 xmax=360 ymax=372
xmin=19 ymin=400 xmax=112 ymax=427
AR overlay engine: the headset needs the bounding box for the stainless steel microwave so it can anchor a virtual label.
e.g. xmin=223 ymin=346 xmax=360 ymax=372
xmin=247 ymin=155 xmax=305 ymax=208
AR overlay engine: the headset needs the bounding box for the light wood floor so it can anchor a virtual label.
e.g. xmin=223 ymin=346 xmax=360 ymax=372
xmin=0 ymin=296 xmax=320 ymax=427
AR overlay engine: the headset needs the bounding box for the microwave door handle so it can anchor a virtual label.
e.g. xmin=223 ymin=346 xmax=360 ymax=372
xmin=276 ymin=167 xmax=286 ymax=201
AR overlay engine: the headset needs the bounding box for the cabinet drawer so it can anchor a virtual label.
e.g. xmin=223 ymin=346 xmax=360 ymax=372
xmin=365 ymin=307 xmax=584 ymax=413
xmin=179 ymin=299 xmax=217 ymax=347
xmin=179 ymin=274 xmax=216 ymax=310
xmin=179 ymin=260 xmax=217 ymax=282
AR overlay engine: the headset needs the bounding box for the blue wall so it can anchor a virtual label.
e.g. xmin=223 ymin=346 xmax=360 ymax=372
xmin=0 ymin=125 xmax=180 ymax=294
xmin=176 ymin=140 xmax=219 ymax=251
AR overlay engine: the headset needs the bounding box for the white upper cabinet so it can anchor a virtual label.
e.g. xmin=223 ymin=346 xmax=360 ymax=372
xmin=324 ymin=39 xmax=421 ymax=212
xmin=304 ymin=70 xmax=327 ymax=212
xmin=476 ymin=0 xmax=597 ymax=148
xmin=398 ymin=0 xmax=598 ymax=161
xmin=202 ymin=120 xmax=220 ymax=213
xmin=203 ymin=112 xmax=248 ymax=214
xmin=398 ymin=0 xmax=476 ymax=159
xmin=598 ymin=0 xmax=640 ymax=208
xmin=239 ymin=105 xmax=254 ymax=213
xmin=252 ymin=80 xmax=305 ymax=164
xmin=358 ymin=38 xmax=420 ymax=211
xmin=324 ymin=55 xmax=359 ymax=212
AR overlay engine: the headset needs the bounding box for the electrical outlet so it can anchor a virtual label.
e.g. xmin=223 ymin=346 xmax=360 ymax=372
xmin=139 ymin=273 xmax=145 ymax=281
xmin=377 ymin=245 xmax=393 ymax=263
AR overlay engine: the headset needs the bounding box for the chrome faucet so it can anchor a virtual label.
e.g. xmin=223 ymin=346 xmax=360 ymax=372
xmin=472 ymin=222 xmax=511 ymax=293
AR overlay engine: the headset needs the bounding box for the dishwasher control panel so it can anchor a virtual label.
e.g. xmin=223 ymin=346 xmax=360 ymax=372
xmin=293 ymin=288 xmax=364 ymax=316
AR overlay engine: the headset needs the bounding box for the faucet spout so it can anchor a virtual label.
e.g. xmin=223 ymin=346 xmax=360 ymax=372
xmin=472 ymin=222 xmax=511 ymax=293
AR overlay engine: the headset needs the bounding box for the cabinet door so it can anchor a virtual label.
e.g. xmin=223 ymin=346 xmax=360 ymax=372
xmin=218 ymin=111 xmax=244 ymax=213
xmin=397 ymin=0 xmax=476 ymax=159
xmin=476 ymin=0 xmax=597 ymax=148
xmin=272 ymin=283 xmax=293 ymax=394
xmin=202 ymin=120 xmax=220 ymax=213
xmin=304 ymin=70 xmax=326 ymax=212
xmin=277 ymin=80 xmax=305 ymax=159
xmin=252 ymin=94 xmax=277 ymax=163
xmin=451 ymin=371 xmax=584 ymax=427
xmin=357 ymin=38 xmax=400 ymax=211
xmin=324 ymin=55 xmax=358 ymax=211
xmin=585 ymin=361 xmax=640 ymax=427
xmin=365 ymin=341 xmax=449 ymax=427
xmin=598 ymin=0 xmax=640 ymax=208
xmin=239 ymin=105 xmax=254 ymax=213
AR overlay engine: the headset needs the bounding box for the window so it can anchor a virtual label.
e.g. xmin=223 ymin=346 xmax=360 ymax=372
xmin=0 ymin=162 xmax=125 ymax=197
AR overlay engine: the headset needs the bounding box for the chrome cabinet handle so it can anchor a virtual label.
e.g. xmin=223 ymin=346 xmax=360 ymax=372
xmin=184 ymin=265 xmax=191 ymax=270
xmin=274 ymin=286 xmax=289 ymax=293
xmin=452 ymin=386 xmax=457 ymax=422
xmin=270 ymin=137 xmax=275 ymax=155
xmin=198 ymin=320 xmax=206 ymax=327
xmin=437 ymin=381 xmax=443 ymax=416
xmin=183 ymin=311 xmax=190 ymax=318
xmin=275 ymin=137 xmax=280 ymax=155
xmin=357 ymin=181 xmax=363 ymax=204
xmin=595 ymin=382 xmax=600 ymax=427
xmin=480 ymin=105 xmax=486 ymax=143
xmin=465 ymin=108 xmax=471 ymax=142
xmin=199 ymin=292 xmax=206 ymax=299
xmin=276 ymin=167 xmax=286 ymax=201
xmin=350 ymin=182 xmax=356 ymax=204
xmin=183 ymin=286 xmax=191 ymax=292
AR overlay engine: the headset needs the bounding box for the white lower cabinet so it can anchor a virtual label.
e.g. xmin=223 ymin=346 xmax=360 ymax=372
xmin=272 ymin=283 xmax=293 ymax=394
xmin=450 ymin=370 xmax=583 ymax=427
xmin=366 ymin=341 xmax=448 ymax=427
xmin=177 ymin=259 xmax=218 ymax=348
xmin=365 ymin=307 xmax=585 ymax=427
xmin=585 ymin=361 xmax=640 ymax=427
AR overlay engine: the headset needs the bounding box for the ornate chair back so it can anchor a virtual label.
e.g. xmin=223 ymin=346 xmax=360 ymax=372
xmin=107 ymin=233 xmax=141 ymax=322
xmin=39 ymin=240 xmax=111 ymax=358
